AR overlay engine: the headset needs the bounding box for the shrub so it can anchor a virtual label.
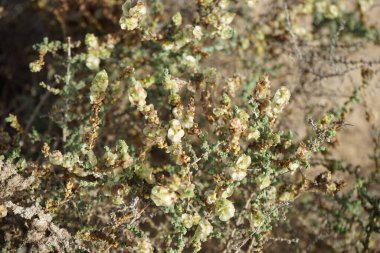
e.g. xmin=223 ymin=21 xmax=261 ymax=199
xmin=0 ymin=0 xmax=379 ymax=252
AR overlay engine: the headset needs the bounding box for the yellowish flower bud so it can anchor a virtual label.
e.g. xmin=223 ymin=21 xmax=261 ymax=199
xmin=172 ymin=12 xmax=182 ymax=27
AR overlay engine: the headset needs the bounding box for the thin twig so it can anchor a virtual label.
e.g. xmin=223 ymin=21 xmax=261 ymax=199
xmin=63 ymin=37 xmax=72 ymax=145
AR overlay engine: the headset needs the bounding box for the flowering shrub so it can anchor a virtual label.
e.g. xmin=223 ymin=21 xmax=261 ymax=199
xmin=0 ymin=0 xmax=379 ymax=252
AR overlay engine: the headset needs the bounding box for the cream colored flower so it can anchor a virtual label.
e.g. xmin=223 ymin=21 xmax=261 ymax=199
xmin=86 ymin=54 xmax=100 ymax=70
xmin=220 ymin=12 xmax=235 ymax=25
xmin=228 ymin=154 xmax=251 ymax=181
xmin=135 ymin=238 xmax=153 ymax=253
xmin=248 ymin=210 xmax=265 ymax=228
xmin=151 ymin=186 xmax=177 ymax=207
xmin=216 ymin=198 xmax=235 ymax=221
xmin=247 ymin=128 xmax=260 ymax=141
xmin=193 ymin=219 xmax=213 ymax=242
xmin=120 ymin=1 xmax=146 ymax=30
xmin=193 ymin=26 xmax=203 ymax=40
xmin=289 ymin=161 xmax=300 ymax=172
xmin=219 ymin=25 xmax=233 ymax=40
xmin=183 ymin=55 xmax=197 ymax=72
xmin=205 ymin=190 xmax=217 ymax=204
xmin=272 ymin=86 xmax=291 ymax=115
xmin=167 ymin=119 xmax=185 ymax=143
xmin=85 ymin=33 xmax=98 ymax=48
xmin=120 ymin=16 xmax=139 ymax=30
xmin=221 ymin=186 xmax=234 ymax=198
xmin=256 ymin=174 xmax=271 ymax=190
xmin=181 ymin=213 xmax=201 ymax=229
xmin=325 ymin=4 xmax=339 ymax=19
xmin=164 ymin=74 xmax=181 ymax=92
xmin=279 ymin=190 xmax=296 ymax=202
xmin=273 ymin=87 xmax=290 ymax=106
xmin=103 ymin=147 xmax=117 ymax=167
xmin=182 ymin=115 xmax=194 ymax=129
xmin=237 ymin=154 xmax=251 ymax=169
